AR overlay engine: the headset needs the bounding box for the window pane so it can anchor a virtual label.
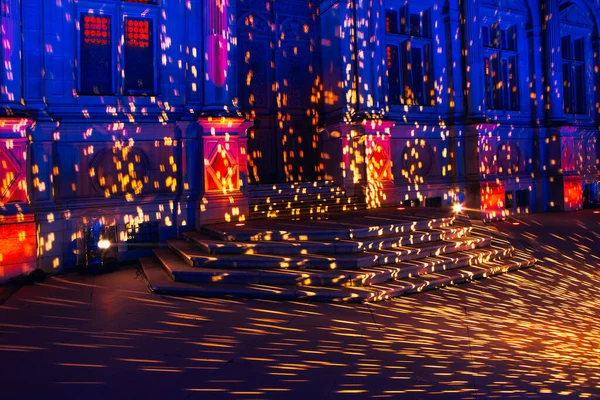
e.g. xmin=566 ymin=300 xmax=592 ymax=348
xmin=411 ymin=46 xmax=424 ymax=105
xmin=80 ymin=13 xmax=112 ymax=94
xmin=485 ymin=57 xmax=492 ymax=108
xmin=573 ymin=38 xmax=585 ymax=61
xmin=491 ymin=55 xmax=501 ymax=109
xmin=410 ymin=13 xmax=420 ymax=36
xmin=490 ymin=24 xmax=500 ymax=48
xmin=124 ymin=17 xmax=155 ymax=94
xmin=386 ymin=45 xmax=401 ymax=104
xmin=401 ymin=41 xmax=411 ymax=104
xmin=501 ymin=58 xmax=509 ymax=109
xmin=563 ymin=62 xmax=572 ymax=114
xmin=506 ymin=26 xmax=516 ymax=51
xmin=420 ymin=9 xmax=431 ymax=38
xmin=482 ymin=26 xmax=490 ymax=47
xmin=561 ymin=36 xmax=572 ymax=60
xmin=423 ymin=43 xmax=434 ymax=106
xmin=574 ymin=64 xmax=585 ymax=114
xmin=399 ymin=6 xmax=409 ymax=35
xmin=509 ymin=56 xmax=518 ymax=110
xmin=385 ymin=10 xmax=398 ymax=34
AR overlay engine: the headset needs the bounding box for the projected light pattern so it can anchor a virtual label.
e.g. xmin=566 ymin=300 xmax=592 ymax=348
xmin=0 ymin=210 xmax=599 ymax=397
xmin=0 ymin=0 xmax=598 ymax=282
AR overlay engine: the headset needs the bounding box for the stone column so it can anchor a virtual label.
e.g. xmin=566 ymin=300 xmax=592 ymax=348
xmin=462 ymin=0 xmax=485 ymax=120
xmin=0 ymin=0 xmax=23 ymax=113
xmin=0 ymin=119 xmax=36 ymax=282
xmin=446 ymin=0 xmax=465 ymax=119
xmin=541 ymin=0 xmax=564 ymax=122
xmin=355 ymin=0 xmax=385 ymax=114
xmin=203 ymin=0 xmax=239 ymax=113
xmin=27 ymin=122 xmax=61 ymax=272
xmin=174 ymin=121 xmax=201 ymax=232
xmin=528 ymin=26 xmax=545 ymax=123
xmin=198 ymin=1 xmax=253 ymax=225
xmin=196 ymin=116 xmax=252 ymax=225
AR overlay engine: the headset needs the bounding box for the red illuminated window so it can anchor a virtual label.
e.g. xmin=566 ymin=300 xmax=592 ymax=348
xmin=125 ymin=18 xmax=150 ymax=48
xmin=82 ymin=15 xmax=110 ymax=46
xmin=124 ymin=17 xmax=155 ymax=93
xmin=79 ymin=13 xmax=113 ymax=94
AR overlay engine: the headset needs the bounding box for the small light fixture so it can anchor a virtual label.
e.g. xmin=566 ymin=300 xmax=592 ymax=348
xmin=97 ymin=239 xmax=111 ymax=250
xmin=452 ymin=203 xmax=463 ymax=214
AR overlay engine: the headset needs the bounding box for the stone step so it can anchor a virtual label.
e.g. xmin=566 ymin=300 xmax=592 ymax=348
xmin=202 ymin=213 xmax=455 ymax=242
xmin=166 ymin=239 xmax=310 ymax=269
xmin=184 ymin=225 xmax=472 ymax=255
xmin=249 ymin=197 xmax=365 ymax=217
xmin=140 ymin=250 xmax=536 ymax=302
xmin=167 ymin=233 xmax=492 ymax=270
xmin=248 ymin=186 xmax=347 ymax=202
xmin=247 ymin=180 xmax=339 ymax=195
xmin=249 ymin=195 xmax=358 ymax=212
xmin=153 ymin=244 xmax=514 ymax=287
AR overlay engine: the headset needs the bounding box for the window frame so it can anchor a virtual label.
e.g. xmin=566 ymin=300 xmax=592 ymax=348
xmin=385 ymin=4 xmax=435 ymax=108
xmin=479 ymin=9 xmax=529 ymax=120
xmin=560 ymin=32 xmax=589 ymax=117
xmin=122 ymin=11 xmax=159 ymax=96
xmin=76 ymin=1 xmax=159 ymax=97
xmin=481 ymin=21 xmax=521 ymax=113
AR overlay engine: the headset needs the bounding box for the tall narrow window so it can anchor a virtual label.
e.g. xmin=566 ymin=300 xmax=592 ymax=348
xmin=482 ymin=23 xmax=519 ymax=111
xmin=386 ymin=45 xmax=401 ymax=104
xmin=562 ymin=35 xmax=586 ymax=115
xmin=80 ymin=13 xmax=112 ymax=94
xmin=386 ymin=5 xmax=434 ymax=107
xmin=124 ymin=17 xmax=155 ymax=94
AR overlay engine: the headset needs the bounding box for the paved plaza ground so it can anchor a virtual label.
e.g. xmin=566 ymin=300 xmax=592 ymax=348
xmin=0 ymin=210 xmax=599 ymax=399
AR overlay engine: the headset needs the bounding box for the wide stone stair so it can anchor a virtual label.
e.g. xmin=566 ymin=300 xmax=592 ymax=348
xmin=247 ymin=181 xmax=364 ymax=219
xmin=140 ymin=207 xmax=536 ymax=302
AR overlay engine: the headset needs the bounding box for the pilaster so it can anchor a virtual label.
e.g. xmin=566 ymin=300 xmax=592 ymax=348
xmin=541 ymin=0 xmax=565 ymax=122
xmin=197 ymin=116 xmax=251 ymax=226
xmin=202 ymin=0 xmax=239 ymax=115
xmin=462 ymin=0 xmax=485 ymax=120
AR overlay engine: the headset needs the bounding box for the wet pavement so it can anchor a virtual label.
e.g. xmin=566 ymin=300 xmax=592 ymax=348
xmin=0 ymin=210 xmax=599 ymax=399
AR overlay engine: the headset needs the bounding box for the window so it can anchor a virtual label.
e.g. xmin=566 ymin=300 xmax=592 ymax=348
xmin=516 ymin=190 xmax=529 ymax=208
xmin=124 ymin=17 xmax=155 ymax=93
xmin=482 ymin=23 xmax=519 ymax=111
xmin=385 ymin=5 xmax=434 ymax=107
xmin=126 ymin=221 xmax=159 ymax=251
xmin=562 ymin=35 xmax=586 ymax=115
xmin=80 ymin=14 xmax=113 ymax=95
xmin=78 ymin=2 xmax=157 ymax=96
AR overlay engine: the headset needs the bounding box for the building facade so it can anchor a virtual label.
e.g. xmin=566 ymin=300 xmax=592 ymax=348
xmin=0 ymin=0 xmax=598 ymax=282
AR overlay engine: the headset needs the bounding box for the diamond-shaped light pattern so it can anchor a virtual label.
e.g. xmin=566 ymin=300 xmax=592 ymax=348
xmin=207 ymin=143 xmax=239 ymax=192
xmin=0 ymin=149 xmax=22 ymax=202
xmin=367 ymin=140 xmax=390 ymax=181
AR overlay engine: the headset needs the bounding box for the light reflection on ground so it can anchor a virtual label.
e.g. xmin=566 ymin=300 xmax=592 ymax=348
xmin=0 ymin=211 xmax=599 ymax=399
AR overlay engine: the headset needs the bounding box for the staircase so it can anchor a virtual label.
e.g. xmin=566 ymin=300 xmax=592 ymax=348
xmin=247 ymin=181 xmax=364 ymax=219
xmin=140 ymin=207 xmax=536 ymax=302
